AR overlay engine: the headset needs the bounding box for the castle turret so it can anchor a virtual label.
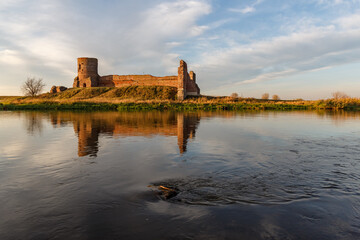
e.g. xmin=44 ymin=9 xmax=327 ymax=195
xmin=73 ymin=57 xmax=99 ymax=88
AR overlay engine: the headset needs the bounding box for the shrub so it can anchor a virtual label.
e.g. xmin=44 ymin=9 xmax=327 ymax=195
xmin=230 ymin=93 xmax=239 ymax=98
xmin=272 ymin=94 xmax=280 ymax=100
xmin=261 ymin=93 xmax=269 ymax=100
xmin=332 ymin=91 xmax=349 ymax=99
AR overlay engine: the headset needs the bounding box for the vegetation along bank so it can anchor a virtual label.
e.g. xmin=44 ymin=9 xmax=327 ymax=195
xmin=1 ymin=86 xmax=359 ymax=111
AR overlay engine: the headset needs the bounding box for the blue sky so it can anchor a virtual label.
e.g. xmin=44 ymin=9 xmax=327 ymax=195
xmin=0 ymin=0 xmax=360 ymax=99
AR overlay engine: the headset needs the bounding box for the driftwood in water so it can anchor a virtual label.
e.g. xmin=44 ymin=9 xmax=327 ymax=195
xmin=148 ymin=185 xmax=179 ymax=200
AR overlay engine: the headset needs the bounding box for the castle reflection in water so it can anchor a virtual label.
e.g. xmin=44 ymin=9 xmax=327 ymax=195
xmin=24 ymin=110 xmax=359 ymax=157
xmin=49 ymin=112 xmax=201 ymax=157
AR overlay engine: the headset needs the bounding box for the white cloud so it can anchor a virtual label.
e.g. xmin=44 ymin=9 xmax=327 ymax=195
xmin=197 ymin=17 xmax=360 ymax=92
xmin=0 ymin=0 xmax=24 ymax=9
xmin=229 ymin=6 xmax=255 ymax=14
xmin=317 ymin=0 xmax=344 ymax=5
xmin=1 ymin=0 xmax=360 ymax=98
xmin=0 ymin=0 xmax=76 ymax=83
xmin=241 ymin=69 xmax=297 ymax=84
xmin=0 ymin=50 xmax=24 ymax=65
xmin=316 ymin=0 xmax=360 ymax=6
xmin=336 ymin=13 xmax=360 ymax=29
xmin=228 ymin=0 xmax=263 ymax=14
xmin=121 ymin=0 xmax=211 ymax=73
xmin=140 ymin=0 xmax=211 ymax=38
xmin=0 ymin=0 xmax=212 ymax=94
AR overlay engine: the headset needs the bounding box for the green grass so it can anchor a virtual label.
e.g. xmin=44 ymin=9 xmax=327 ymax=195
xmin=0 ymin=102 xmax=334 ymax=111
xmin=1 ymin=101 xmax=359 ymax=111
xmin=115 ymin=102 xmax=313 ymax=111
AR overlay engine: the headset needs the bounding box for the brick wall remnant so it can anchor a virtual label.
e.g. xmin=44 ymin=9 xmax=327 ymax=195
xmin=189 ymin=71 xmax=196 ymax=82
xmin=186 ymin=70 xmax=200 ymax=96
xmin=50 ymin=86 xmax=68 ymax=93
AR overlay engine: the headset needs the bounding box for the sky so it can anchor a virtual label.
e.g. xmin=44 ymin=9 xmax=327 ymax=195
xmin=0 ymin=0 xmax=360 ymax=99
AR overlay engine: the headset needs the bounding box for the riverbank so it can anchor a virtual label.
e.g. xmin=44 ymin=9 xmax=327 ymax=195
xmin=1 ymin=87 xmax=359 ymax=111
xmin=1 ymin=98 xmax=360 ymax=111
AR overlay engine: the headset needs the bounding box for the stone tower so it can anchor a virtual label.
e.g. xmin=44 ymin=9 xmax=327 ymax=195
xmin=73 ymin=57 xmax=99 ymax=88
xmin=177 ymin=60 xmax=187 ymax=100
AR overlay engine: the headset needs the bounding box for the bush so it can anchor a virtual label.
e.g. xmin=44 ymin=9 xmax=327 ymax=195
xmin=272 ymin=94 xmax=280 ymax=100
xmin=332 ymin=91 xmax=349 ymax=99
xmin=261 ymin=93 xmax=269 ymax=100
xmin=230 ymin=93 xmax=239 ymax=98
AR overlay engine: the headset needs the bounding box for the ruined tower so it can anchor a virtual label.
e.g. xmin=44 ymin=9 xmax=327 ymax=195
xmin=177 ymin=60 xmax=187 ymax=100
xmin=73 ymin=57 xmax=100 ymax=88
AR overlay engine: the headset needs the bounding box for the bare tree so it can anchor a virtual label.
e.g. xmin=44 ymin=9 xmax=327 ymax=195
xmin=261 ymin=93 xmax=269 ymax=100
xmin=332 ymin=91 xmax=349 ymax=99
xmin=272 ymin=94 xmax=280 ymax=100
xmin=22 ymin=77 xmax=46 ymax=96
xmin=230 ymin=92 xmax=239 ymax=98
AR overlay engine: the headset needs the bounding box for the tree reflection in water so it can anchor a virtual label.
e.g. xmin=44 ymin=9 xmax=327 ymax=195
xmin=24 ymin=112 xmax=44 ymax=135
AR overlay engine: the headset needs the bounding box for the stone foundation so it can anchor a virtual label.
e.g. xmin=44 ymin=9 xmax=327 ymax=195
xmin=50 ymin=86 xmax=68 ymax=93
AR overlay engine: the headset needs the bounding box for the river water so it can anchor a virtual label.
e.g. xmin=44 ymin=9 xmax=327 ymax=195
xmin=0 ymin=110 xmax=359 ymax=239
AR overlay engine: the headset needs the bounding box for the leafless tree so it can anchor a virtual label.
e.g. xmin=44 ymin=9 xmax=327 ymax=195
xmin=22 ymin=77 xmax=46 ymax=96
xmin=230 ymin=92 xmax=239 ymax=98
xmin=332 ymin=91 xmax=349 ymax=99
xmin=261 ymin=93 xmax=269 ymax=100
xmin=272 ymin=94 xmax=280 ymax=100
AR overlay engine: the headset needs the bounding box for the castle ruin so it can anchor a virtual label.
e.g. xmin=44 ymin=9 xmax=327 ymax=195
xmin=73 ymin=57 xmax=200 ymax=100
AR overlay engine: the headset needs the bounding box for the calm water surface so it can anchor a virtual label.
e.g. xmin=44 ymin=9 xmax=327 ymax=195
xmin=0 ymin=111 xmax=360 ymax=239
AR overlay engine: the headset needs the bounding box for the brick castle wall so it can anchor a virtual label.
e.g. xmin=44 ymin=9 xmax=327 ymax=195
xmin=98 ymin=75 xmax=178 ymax=88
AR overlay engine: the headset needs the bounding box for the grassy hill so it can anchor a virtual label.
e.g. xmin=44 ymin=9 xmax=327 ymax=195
xmin=0 ymin=86 xmax=177 ymax=103
xmin=41 ymin=86 xmax=178 ymax=100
